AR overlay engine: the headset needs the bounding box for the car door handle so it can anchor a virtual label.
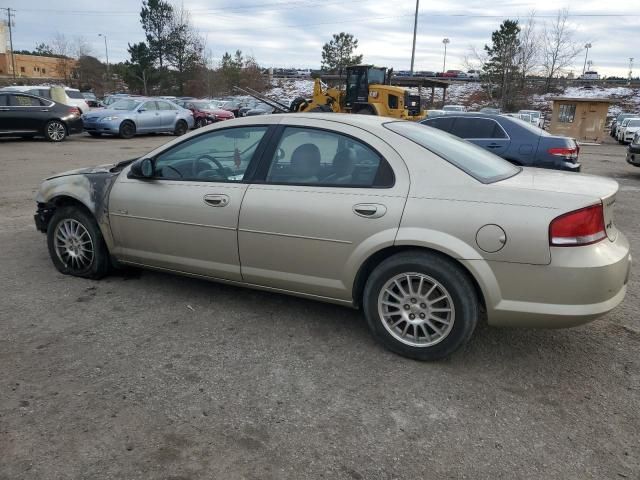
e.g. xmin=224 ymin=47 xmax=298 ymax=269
xmin=353 ymin=203 xmax=387 ymax=219
xmin=486 ymin=143 xmax=501 ymax=148
xmin=0 ymin=108 xmax=9 ymax=111
xmin=203 ymin=194 xmax=230 ymax=207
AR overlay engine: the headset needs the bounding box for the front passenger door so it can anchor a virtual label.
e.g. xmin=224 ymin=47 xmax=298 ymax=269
xmin=109 ymin=125 xmax=272 ymax=280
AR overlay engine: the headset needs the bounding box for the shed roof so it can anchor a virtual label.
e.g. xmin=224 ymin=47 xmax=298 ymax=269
xmin=550 ymin=97 xmax=614 ymax=103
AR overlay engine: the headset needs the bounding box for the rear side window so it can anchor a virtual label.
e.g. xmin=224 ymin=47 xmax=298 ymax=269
xmin=9 ymin=95 xmax=41 ymax=107
xmin=265 ymin=127 xmax=391 ymax=187
xmin=450 ymin=117 xmax=507 ymax=139
xmin=385 ymin=121 xmax=520 ymax=184
xmin=66 ymin=90 xmax=85 ymax=99
xmin=0 ymin=94 xmax=7 ymax=106
xmin=157 ymin=101 xmax=176 ymax=110
xmin=423 ymin=116 xmax=454 ymax=132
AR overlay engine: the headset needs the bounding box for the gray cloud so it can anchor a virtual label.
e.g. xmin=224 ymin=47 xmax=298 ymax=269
xmin=4 ymin=0 xmax=637 ymax=76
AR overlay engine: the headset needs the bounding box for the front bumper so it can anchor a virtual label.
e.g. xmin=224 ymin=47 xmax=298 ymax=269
xmin=627 ymin=145 xmax=640 ymax=166
xmin=470 ymin=232 xmax=631 ymax=328
xmin=83 ymin=119 xmax=121 ymax=134
xmin=34 ymin=202 xmax=54 ymax=232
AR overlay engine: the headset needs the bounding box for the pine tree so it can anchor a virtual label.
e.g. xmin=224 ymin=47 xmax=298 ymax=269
xmin=321 ymin=33 xmax=363 ymax=76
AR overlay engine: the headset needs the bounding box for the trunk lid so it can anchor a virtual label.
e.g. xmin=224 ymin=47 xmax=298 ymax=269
xmin=499 ymin=168 xmax=618 ymax=240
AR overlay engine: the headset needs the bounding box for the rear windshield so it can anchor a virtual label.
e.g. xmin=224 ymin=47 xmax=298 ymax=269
xmin=66 ymin=90 xmax=85 ymax=99
xmin=384 ymin=121 xmax=521 ymax=184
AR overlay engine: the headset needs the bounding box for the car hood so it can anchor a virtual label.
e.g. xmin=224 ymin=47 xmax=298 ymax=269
xmin=45 ymin=162 xmax=127 ymax=180
xmin=201 ymin=108 xmax=233 ymax=116
xmin=83 ymin=109 xmax=129 ymax=118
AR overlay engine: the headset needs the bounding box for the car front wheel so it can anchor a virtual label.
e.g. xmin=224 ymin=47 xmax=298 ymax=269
xmin=119 ymin=121 xmax=136 ymax=139
xmin=363 ymin=251 xmax=479 ymax=360
xmin=46 ymin=206 xmax=110 ymax=279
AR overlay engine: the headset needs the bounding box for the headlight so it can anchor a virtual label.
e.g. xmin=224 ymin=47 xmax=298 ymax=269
xmin=102 ymin=116 xmax=119 ymax=121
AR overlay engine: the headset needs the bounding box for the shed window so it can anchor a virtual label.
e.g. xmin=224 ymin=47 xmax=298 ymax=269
xmin=558 ymin=104 xmax=576 ymax=123
xmin=20 ymin=66 xmax=25 ymax=73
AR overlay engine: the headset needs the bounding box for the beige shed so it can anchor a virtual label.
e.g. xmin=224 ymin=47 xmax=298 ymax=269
xmin=548 ymin=97 xmax=613 ymax=142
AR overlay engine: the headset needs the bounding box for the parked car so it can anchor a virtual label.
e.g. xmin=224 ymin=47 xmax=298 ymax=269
xmin=421 ymin=112 xmax=580 ymax=171
xmin=518 ymin=109 xmax=544 ymax=128
xmin=612 ymin=113 xmax=637 ymax=138
xmin=0 ymin=91 xmax=83 ymax=141
xmin=442 ymin=105 xmax=466 ymax=112
xmin=620 ymin=118 xmax=640 ymax=144
xmin=179 ymin=99 xmax=235 ymax=128
xmin=33 ymin=114 xmax=630 ymax=360
xmin=442 ymin=70 xmax=461 ymax=78
xmin=0 ymin=85 xmax=90 ymax=113
xmin=617 ymin=117 xmax=640 ymax=143
xmin=82 ymin=98 xmax=194 ymax=138
xmin=426 ymin=109 xmax=446 ymax=117
xmin=245 ymin=105 xmax=275 ymax=116
xmin=416 ymin=71 xmax=436 ymax=77
xmin=466 ymin=70 xmax=481 ymax=79
xmin=626 ymin=132 xmax=640 ymax=167
xmin=213 ymin=100 xmax=241 ymax=117
xmin=480 ymin=107 xmax=501 ymax=115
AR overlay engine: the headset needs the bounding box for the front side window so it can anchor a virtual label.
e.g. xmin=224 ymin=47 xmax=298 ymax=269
xmin=558 ymin=104 xmax=576 ymax=123
xmin=141 ymin=101 xmax=158 ymax=111
xmin=154 ymin=126 xmax=268 ymax=182
xmin=265 ymin=127 xmax=388 ymax=187
xmin=385 ymin=121 xmax=520 ymax=184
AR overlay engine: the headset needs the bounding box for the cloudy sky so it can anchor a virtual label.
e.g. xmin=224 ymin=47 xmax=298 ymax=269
xmin=2 ymin=0 xmax=637 ymax=76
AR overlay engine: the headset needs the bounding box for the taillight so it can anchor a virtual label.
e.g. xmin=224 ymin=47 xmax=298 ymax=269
xmin=547 ymin=147 xmax=578 ymax=158
xmin=68 ymin=107 xmax=81 ymax=116
xmin=549 ymin=203 xmax=607 ymax=246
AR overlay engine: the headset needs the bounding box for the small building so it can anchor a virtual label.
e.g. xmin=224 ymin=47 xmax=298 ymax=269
xmin=548 ymin=97 xmax=613 ymax=142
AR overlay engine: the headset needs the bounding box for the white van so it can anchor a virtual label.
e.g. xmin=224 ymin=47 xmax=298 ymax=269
xmin=0 ymin=85 xmax=90 ymax=113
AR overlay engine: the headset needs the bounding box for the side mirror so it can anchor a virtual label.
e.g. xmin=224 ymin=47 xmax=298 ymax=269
xmin=138 ymin=107 xmax=146 ymax=112
xmin=129 ymin=158 xmax=155 ymax=179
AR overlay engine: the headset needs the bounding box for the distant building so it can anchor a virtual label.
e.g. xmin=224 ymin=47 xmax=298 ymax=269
xmin=548 ymin=97 xmax=614 ymax=142
xmin=0 ymin=21 xmax=75 ymax=79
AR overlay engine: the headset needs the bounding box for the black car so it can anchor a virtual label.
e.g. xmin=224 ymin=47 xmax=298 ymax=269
xmin=421 ymin=113 xmax=580 ymax=172
xmin=626 ymin=133 xmax=640 ymax=167
xmin=0 ymin=92 xmax=83 ymax=142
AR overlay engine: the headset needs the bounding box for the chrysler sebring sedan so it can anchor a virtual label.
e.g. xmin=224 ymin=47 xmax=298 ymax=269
xmin=34 ymin=114 xmax=631 ymax=360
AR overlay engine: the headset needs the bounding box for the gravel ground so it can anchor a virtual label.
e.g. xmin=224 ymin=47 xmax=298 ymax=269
xmin=1 ymin=133 xmax=639 ymax=480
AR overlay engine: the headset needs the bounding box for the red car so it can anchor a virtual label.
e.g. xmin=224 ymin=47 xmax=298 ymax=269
xmin=441 ymin=70 xmax=462 ymax=78
xmin=181 ymin=100 xmax=235 ymax=128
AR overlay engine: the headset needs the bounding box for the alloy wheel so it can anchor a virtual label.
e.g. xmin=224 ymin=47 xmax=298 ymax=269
xmin=53 ymin=219 xmax=95 ymax=271
xmin=47 ymin=121 xmax=66 ymax=141
xmin=378 ymin=272 xmax=455 ymax=347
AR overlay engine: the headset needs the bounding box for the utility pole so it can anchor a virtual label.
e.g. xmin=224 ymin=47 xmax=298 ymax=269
xmin=442 ymin=38 xmax=450 ymax=74
xmin=98 ymin=33 xmax=110 ymax=91
xmin=409 ymin=0 xmax=419 ymax=76
xmin=581 ymin=43 xmax=592 ymax=77
xmin=629 ymin=58 xmax=634 ymax=85
xmin=4 ymin=8 xmax=16 ymax=80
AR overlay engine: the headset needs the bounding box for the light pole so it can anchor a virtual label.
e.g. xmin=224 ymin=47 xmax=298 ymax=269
xmin=410 ymin=0 xmax=419 ymax=76
xmin=629 ymin=58 xmax=634 ymax=84
xmin=581 ymin=42 xmax=592 ymax=77
xmin=98 ymin=33 xmax=110 ymax=88
xmin=442 ymin=38 xmax=450 ymax=74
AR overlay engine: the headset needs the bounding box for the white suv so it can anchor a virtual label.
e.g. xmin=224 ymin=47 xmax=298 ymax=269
xmin=617 ymin=117 xmax=640 ymax=143
xmin=0 ymin=85 xmax=90 ymax=113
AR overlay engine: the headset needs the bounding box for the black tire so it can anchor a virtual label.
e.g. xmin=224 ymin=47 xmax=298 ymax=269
xmin=119 ymin=121 xmax=136 ymax=139
xmin=195 ymin=118 xmax=207 ymax=129
xmin=44 ymin=120 xmax=67 ymax=142
xmin=174 ymin=120 xmax=188 ymax=136
xmin=363 ymin=251 xmax=479 ymax=361
xmin=88 ymin=132 xmax=102 ymax=138
xmin=355 ymin=106 xmax=376 ymax=115
xmin=46 ymin=206 xmax=110 ymax=279
xmin=290 ymin=97 xmax=309 ymax=112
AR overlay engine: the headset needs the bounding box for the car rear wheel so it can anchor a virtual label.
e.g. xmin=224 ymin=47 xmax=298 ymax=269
xmin=47 ymin=206 xmax=110 ymax=279
xmin=119 ymin=121 xmax=136 ymax=139
xmin=174 ymin=120 xmax=188 ymax=136
xmin=44 ymin=120 xmax=67 ymax=142
xmin=363 ymin=251 xmax=479 ymax=360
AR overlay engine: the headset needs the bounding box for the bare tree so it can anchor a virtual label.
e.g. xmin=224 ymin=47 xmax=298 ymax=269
xmin=463 ymin=46 xmax=495 ymax=102
xmin=517 ymin=11 xmax=539 ymax=87
xmin=51 ymin=33 xmax=74 ymax=82
xmin=542 ymin=9 xmax=582 ymax=91
xmin=73 ymin=36 xmax=93 ymax=59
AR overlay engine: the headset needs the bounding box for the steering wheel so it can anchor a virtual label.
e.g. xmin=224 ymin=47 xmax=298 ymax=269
xmin=192 ymin=154 xmax=225 ymax=179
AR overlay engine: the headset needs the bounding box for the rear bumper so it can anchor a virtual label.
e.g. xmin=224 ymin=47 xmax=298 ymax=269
xmin=66 ymin=117 xmax=84 ymax=135
xmin=470 ymin=232 xmax=631 ymax=328
xmin=559 ymin=160 xmax=581 ymax=172
xmin=627 ymin=147 xmax=640 ymax=166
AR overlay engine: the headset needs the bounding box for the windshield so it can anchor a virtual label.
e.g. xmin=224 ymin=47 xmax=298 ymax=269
xmin=368 ymin=68 xmax=386 ymax=84
xmin=110 ymin=99 xmax=142 ymax=111
xmin=385 ymin=121 xmax=521 ymax=184
xmin=443 ymin=106 xmax=464 ymax=111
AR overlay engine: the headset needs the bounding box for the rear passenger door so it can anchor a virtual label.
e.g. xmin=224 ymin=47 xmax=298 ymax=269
xmin=237 ymin=119 xmax=410 ymax=302
xmin=449 ymin=117 xmax=510 ymax=157
xmin=136 ymin=101 xmax=161 ymax=131
xmin=157 ymin=100 xmax=179 ymax=129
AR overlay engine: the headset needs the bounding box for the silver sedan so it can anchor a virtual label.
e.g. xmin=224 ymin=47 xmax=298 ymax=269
xmin=34 ymin=114 xmax=631 ymax=360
